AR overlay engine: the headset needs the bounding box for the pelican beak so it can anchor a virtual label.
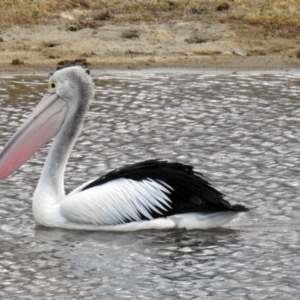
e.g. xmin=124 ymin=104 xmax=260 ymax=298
xmin=0 ymin=92 xmax=68 ymax=180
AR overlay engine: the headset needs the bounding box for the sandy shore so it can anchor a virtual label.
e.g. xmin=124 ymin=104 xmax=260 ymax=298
xmin=1 ymin=10 xmax=300 ymax=73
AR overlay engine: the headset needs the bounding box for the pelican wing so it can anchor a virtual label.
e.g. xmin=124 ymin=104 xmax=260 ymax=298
xmin=61 ymin=177 xmax=173 ymax=225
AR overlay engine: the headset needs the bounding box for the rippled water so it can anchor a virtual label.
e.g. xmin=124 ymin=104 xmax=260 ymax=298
xmin=0 ymin=69 xmax=300 ymax=299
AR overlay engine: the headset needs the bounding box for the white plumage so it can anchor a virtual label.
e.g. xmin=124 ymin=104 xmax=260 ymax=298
xmin=62 ymin=179 xmax=171 ymax=225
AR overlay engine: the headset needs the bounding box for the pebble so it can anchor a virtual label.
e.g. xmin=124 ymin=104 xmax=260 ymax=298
xmin=222 ymin=51 xmax=233 ymax=55
xmin=216 ymin=2 xmax=230 ymax=11
xmin=60 ymin=13 xmax=75 ymax=21
xmin=121 ymin=30 xmax=139 ymax=39
xmin=11 ymin=59 xmax=24 ymax=65
xmin=67 ymin=25 xmax=78 ymax=32
xmin=93 ymin=11 xmax=110 ymax=21
xmin=234 ymin=48 xmax=248 ymax=56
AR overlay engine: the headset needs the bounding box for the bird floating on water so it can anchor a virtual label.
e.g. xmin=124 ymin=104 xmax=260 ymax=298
xmin=0 ymin=66 xmax=248 ymax=231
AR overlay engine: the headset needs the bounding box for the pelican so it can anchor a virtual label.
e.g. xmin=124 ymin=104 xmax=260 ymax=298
xmin=0 ymin=66 xmax=248 ymax=231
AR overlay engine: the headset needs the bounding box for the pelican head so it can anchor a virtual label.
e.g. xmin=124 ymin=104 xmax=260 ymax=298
xmin=0 ymin=66 xmax=95 ymax=180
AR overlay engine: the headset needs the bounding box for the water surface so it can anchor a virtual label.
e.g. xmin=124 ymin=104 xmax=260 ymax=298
xmin=0 ymin=69 xmax=300 ymax=299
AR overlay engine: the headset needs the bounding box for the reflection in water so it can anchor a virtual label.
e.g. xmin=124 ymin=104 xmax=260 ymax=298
xmin=0 ymin=70 xmax=300 ymax=299
xmin=31 ymin=227 xmax=243 ymax=298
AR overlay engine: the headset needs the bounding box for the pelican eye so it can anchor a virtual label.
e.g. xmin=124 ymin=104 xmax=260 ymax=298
xmin=49 ymin=81 xmax=57 ymax=92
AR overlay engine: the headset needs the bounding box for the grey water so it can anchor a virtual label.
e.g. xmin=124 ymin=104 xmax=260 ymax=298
xmin=0 ymin=69 xmax=300 ymax=299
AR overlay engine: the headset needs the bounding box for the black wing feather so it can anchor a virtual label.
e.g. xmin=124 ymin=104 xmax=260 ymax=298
xmin=82 ymin=159 xmax=248 ymax=221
